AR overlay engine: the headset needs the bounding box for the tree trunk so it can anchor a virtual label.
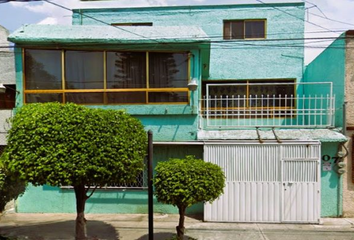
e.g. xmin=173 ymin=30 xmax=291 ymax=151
xmin=176 ymin=205 xmax=186 ymax=240
xmin=74 ymin=184 xmax=88 ymax=240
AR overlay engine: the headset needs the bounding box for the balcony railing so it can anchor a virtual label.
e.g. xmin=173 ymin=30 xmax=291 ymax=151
xmin=199 ymin=82 xmax=335 ymax=129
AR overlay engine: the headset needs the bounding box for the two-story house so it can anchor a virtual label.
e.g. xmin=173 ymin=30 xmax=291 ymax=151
xmin=8 ymin=1 xmax=347 ymax=223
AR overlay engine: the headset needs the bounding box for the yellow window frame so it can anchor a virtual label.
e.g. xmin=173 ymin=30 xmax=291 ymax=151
xmin=23 ymin=48 xmax=191 ymax=105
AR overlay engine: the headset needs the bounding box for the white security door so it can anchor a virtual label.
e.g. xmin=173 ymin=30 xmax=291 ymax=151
xmin=204 ymin=142 xmax=321 ymax=223
xmin=282 ymin=144 xmax=321 ymax=223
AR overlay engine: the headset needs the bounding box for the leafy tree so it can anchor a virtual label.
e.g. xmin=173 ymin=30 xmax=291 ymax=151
xmin=2 ymin=103 xmax=147 ymax=239
xmin=0 ymin=155 xmax=26 ymax=213
xmin=154 ymin=155 xmax=225 ymax=240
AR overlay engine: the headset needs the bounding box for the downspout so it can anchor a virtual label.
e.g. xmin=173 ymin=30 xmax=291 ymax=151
xmin=337 ymin=102 xmax=348 ymax=216
xmin=343 ymin=102 xmax=347 ymax=136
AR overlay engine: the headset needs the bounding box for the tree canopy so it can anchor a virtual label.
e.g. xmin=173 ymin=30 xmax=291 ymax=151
xmin=0 ymin=155 xmax=26 ymax=212
xmin=2 ymin=102 xmax=147 ymax=239
xmin=154 ymin=155 xmax=225 ymax=239
xmin=3 ymin=103 xmax=147 ymax=187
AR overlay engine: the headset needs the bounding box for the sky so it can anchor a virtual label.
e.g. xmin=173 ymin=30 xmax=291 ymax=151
xmin=0 ymin=0 xmax=353 ymax=64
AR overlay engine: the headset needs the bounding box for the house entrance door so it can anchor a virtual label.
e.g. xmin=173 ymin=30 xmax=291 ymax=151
xmin=203 ymin=142 xmax=320 ymax=223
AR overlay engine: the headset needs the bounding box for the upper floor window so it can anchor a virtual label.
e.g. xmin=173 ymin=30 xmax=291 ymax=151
xmin=223 ymin=20 xmax=266 ymax=40
xmin=24 ymin=49 xmax=189 ymax=105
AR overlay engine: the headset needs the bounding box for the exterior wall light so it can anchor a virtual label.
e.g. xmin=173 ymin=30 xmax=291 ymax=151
xmin=0 ymin=84 xmax=19 ymax=94
xmin=0 ymin=84 xmax=6 ymax=94
xmin=188 ymin=79 xmax=198 ymax=91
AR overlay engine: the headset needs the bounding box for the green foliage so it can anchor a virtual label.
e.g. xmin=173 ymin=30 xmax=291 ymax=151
xmin=2 ymin=103 xmax=147 ymax=187
xmin=154 ymin=155 xmax=225 ymax=209
xmin=0 ymin=154 xmax=26 ymax=212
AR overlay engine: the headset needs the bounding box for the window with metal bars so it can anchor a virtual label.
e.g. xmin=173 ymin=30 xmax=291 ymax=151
xmin=202 ymin=80 xmax=296 ymax=118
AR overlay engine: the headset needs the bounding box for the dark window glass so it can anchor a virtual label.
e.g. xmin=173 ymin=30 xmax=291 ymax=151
xmin=149 ymin=53 xmax=188 ymax=88
xmin=148 ymin=92 xmax=188 ymax=103
xmin=107 ymin=92 xmax=146 ymax=104
xmin=65 ymin=93 xmax=104 ymax=104
xmin=26 ymin=93 xmax=63 ymax=103
xmin=65 ymin=51 xmax=103 ymax=89
xmin=25 ymin=49 xmax=62 ymax=90
xmin=223 ymin=20 xmax=265 ymax=40
xmin=107 ymin=52 xmax=146 ymax=89
xmin=249 ymin=81 xmax=294 ymax=107
xmin=231 ymin=21 xmax=244 ymax=39
xmin=0 ymin=85 xmax=16 ymax=109
xmin=245 ymin=21 xmax=265 ymax=38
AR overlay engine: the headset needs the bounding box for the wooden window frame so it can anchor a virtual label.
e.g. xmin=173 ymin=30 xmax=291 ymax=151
xmin=223 ymin=19 xmax=267 ymax=40
xmin=23 ymin=49 xmax=190 ymax=105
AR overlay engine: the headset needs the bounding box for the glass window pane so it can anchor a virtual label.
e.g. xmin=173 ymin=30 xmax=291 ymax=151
xmin=223 ymin=22 xmax=231 ymax=40
xmin=107 ymin=92 xmax=146 ymax=104
xmin=107 ymin=52 xmax=146 ymax=89
xmin=245 ymin=21 xmax=265 ymax=38
xmin=65 ymin=51 xmax=103 ymax=89
xmin=26 ymin=93 xmax=63 ymax=103
xmin=249 ymin=81 xmax=294 ymax=107
xmin=25 ymin=49 xmax=62 ymax=90
xmin=65 ymin=93 xmax=103 ymax=104
xmin=203 ymin=83 xmax=247 ymax=108
xmin=231 ymin=21 xmax=244 ymax=39
xmin=148 ymin=92 xmax=188 ymax=103
xmin=149 ymin=53 xmax=188 ymax=88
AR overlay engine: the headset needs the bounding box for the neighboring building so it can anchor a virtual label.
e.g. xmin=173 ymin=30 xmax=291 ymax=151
xmin=0 ymin=25 xmax=16 ymax=155
xmin=305 ymin=30 xmax=354 ymax=217
xmin=8 ymin=1 xmax=347 ymax=223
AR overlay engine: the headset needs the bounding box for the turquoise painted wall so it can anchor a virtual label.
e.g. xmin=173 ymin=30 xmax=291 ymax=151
xmin=304 ymin=34 xmax=346 ymax=128
xmin=73 ymin=3 xmax=305 ymax=82
xmin=17 ymin=145 xmax=204 ymax=214
xmin=321 ymin=142 xmax=343 ymax=217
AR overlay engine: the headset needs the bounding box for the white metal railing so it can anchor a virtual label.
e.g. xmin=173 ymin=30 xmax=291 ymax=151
xmin=199 ymin=82 xmax=335 ymax=129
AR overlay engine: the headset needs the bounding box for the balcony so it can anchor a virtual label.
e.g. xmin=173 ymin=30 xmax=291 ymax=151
xmin=199 ymin=82 xmax=335 ymax=129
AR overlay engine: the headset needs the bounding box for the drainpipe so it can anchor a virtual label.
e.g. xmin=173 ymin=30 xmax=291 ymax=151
xmin=337 ymin=102 xmax=348 ymax=216
xmin=343 ymin=102 xmax=348 ymax=136
xmin=336 ymin=142 xmax=349 ymax=217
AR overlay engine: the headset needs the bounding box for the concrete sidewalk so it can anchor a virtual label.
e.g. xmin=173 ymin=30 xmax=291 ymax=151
xmin=1 ymin=212 xmax=354 ymax=240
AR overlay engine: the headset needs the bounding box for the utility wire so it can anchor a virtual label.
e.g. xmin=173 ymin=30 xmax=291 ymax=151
xmin=255 ymin=0 xmax=336 ymax=33
xmin=304 ymin=0 xmax=327 ymax=18
xmin=308 ymin=12 xmax=354 ymax=27
xmin=42 ymin=0 xmax=167 ymax=45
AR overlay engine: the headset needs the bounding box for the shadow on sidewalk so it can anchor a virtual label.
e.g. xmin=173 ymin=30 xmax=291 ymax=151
xmin=137 ymin=232 xmax=196 ymax=240
xmin=0 ymin=220 xmax=118 ymax=240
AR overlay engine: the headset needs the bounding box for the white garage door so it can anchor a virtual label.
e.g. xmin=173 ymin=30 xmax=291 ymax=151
xmin=204 ymin=142 xmax=321 ymax=223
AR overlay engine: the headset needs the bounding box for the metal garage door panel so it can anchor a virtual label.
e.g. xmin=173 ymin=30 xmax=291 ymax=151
xmin=204 ymin=143 xmax=321 ymax=223
xmin=204 ymin=144 xmax=281 ymax=222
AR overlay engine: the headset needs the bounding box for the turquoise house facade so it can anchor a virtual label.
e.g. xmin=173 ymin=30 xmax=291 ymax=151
xmin=304 ymin=30 xmax=354 ymax=217
xmin=8 ymin=1 xmax=347 ymax=222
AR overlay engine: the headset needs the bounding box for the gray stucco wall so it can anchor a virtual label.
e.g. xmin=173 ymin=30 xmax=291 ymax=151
xmin=0 ymin=25 xmax=15 ymax=84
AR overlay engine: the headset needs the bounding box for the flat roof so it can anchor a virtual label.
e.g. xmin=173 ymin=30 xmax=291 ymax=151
xmin=74 ymin=1 xmax=304 ymax=13
xmin=8 ymin=24 xmax=210 ymax=45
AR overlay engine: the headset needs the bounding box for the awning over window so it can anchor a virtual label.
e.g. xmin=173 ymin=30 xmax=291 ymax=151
xmin=8 ymin=24 xmax=210 ymax=45
xmin=198 ymin=129 xmax=347 ymax=143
